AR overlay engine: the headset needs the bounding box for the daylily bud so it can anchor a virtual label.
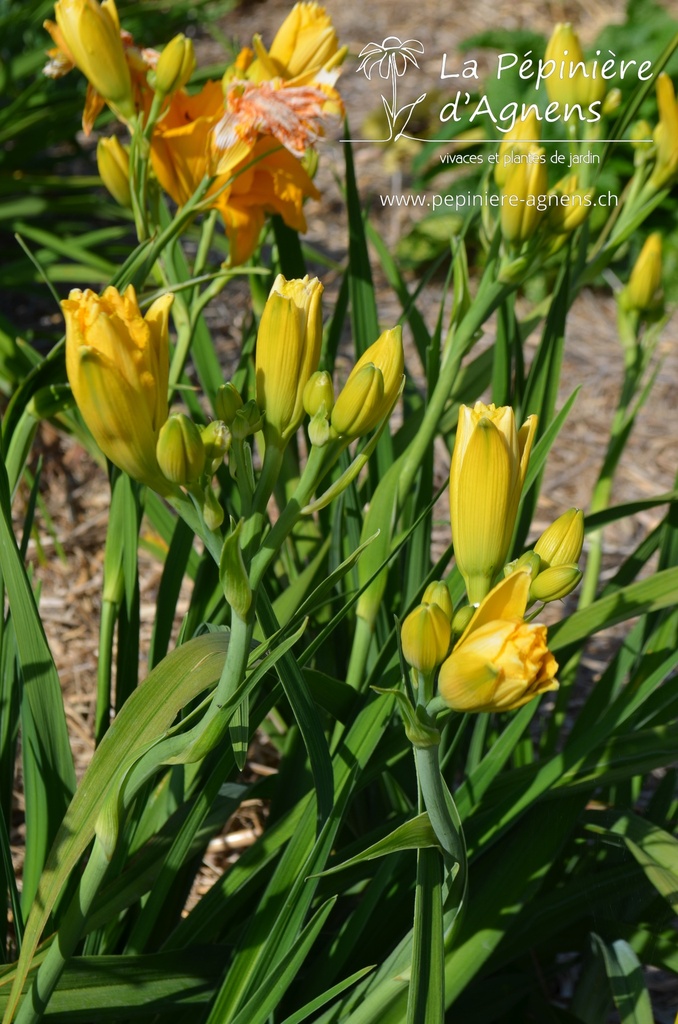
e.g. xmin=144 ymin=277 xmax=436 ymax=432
xmin=602 ymin=88 xmax=622 ymax=115
xmin=530 ymin=564 xmax=582 ymax=603
xmin=500 ymin=148 xmax=548 ymax=246
xmin=622 ymin=233 xmax=663 ymax=313
xmin=495 ymin=110 xmax=541 ymax=187
xmin=201 ymin=420 xmax=231 ymax=473
xmin=156 ymin=413 xmax=205 ymax=485
xmin=439 ymin=572 xmax=558 ymax=713
xmin=231 ymin=400 xmax=263 ymax=440
xmin=543 ymin=24 xmax=586 ymax=108
xmin=630 ymin=119 xmax=653 ymax=151
xmin=203 ymin=485 xmax=224 ymax=531
xmin=546 ymin=174 xmax=593 ymax=236
xmin=331 ymin=327 xmax=404 ymax=438
xmin=649 ymin=73 xmax=678 ymax=189
xmin=504 ymin=550 xmax=541 ymax=579
xmin=422 ymin=581 xmax=453 ymax=623
xmin=450 ymin=402 xmax=537 ymax=603
xmin=401 ymin=603 xmax=451 ymax=674
xmin=303 ymin=370 xmax=334 ymax=416
xmin=215 ymin=382 xmax=243 ymax=425
xmin=255 ymin=274 xmax=323 ymax=445
xmin=451 ymin=604 xmax=475 ymax=637
xmin=52 ymin=0 xmax=135 ymax=120
xmin=220 ymin=519 xmax=252 ymax=620
xmin=154 ymin=34 xmax=195 ymax=96
xmin=534 ymin=508 xmax=584 ymax=568
xmin=62 ymin=285 xmax=174 ymax=495
xmin=96 ymin=136 xmax=131 ymax=207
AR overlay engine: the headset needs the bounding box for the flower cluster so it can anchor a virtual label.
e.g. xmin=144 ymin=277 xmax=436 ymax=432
xmin=400 ymin=402 xmax=585 ymax=716
xmin=63 ymin=277 xmax=403 ymax=526
xmin=43 ymin=1 xmax=344 ymax=263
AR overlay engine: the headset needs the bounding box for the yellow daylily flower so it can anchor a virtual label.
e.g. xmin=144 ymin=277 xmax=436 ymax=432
xmin=63 ymin=285 xmax=174 ymax=494
xmin=49 ymin=0 xmax=134 ymax=120
xmin=438 ymin=571 xmax=558 ymax=712
xmin=255 ymin=275 xmax=323 ymax=446
xmin=246 ymin=2 xmax=346 ymax=86
xmin=331 ymin=327 xmax=404 ymax=438
xmin=450 ymin=402 xmax=537 ymax=603
xmin=150 ymin=83 xmax=320 ymax=265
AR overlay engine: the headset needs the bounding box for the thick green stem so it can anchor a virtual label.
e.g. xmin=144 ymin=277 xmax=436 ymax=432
xmin=413 ymin=744 xmax=465 ymax=868
xmin=94 ymin=599 xmax=117 ymax=746
xmin=15 ymin=840 xmax=110 ymax=1024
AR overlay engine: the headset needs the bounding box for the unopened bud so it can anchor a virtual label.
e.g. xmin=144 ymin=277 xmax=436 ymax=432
xmin=504 ymin=550 xmax=541 ymax=579
xmin=220 ymin=519 xmax=252 ymax=620
xmin=154 ymin=34 xmax=196 ymax=96
xmin=203 ymin=485 xmax=224 ymax=531
xmin=534 ymin=509 xmax=584 ymax=568
xmin=201 ymin=420 xmax=231 ymax=473
xmin=97 ymin=136 xmax=131 ymax=208
xmin=303 ymin=370 xmax=334 ymax=416
xmin=215 ymin=383 xmax=243 ymax=425
xmin=156 ymin=414 xmax=205 ymax=485
xmin=231 ymin=400 xmax=263 ymax=440
xmin=451 ymin=604 xmax=475 ymax=636
xmin=401 ymin=603 xmax=451 ymax=674
xmin=530 ymin=564 xmax=582 ymax=603
xmin=421 ymin=581 xmax=453 ymax=622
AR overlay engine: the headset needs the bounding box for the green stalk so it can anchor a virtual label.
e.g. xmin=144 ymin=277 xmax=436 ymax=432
xmin=413 ymin=744 xmax=465 ymax=868
xmin=94 ymin=599 xmax=117 ymax=747
xmin=14 ymin=840 xmax=110 ymax=1024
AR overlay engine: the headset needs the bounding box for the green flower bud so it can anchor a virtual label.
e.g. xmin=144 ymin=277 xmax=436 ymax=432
xmin=504 ymin=550 xmax=541 ymax=579
xmin=203 ymin=485 xmax=224 ymax=531
xmin=220 ymin=519 xmax=252 ymax=620
xmin=215 ymin=383 xmax=243 ymax=425
xmin=156 ymin=413 xmax=205 ymax=485
xmin=530 ymin=564 xmax=582 ymax=603
xmin=96 ymin=136 xmax=131 ymax=208
xmin=303 ymin=370 xmax=334 ymax=416
xmin=231 ymin=400 xmax=263 ymax=440
xmin=201 ymin=420 xmax=231 ymax=473
xmin=451 ymin=604 xmax=475 ymax=636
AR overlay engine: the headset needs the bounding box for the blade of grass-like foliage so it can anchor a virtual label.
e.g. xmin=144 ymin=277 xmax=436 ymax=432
xmin=149 ymin=517 xmax=195 ymax=668
xmin=407 ymin=849 xmax=444 ymax=1024
xmin=225 ymin=899 xmax=337 ymax=1024
xmin=521 ymin=386 xmax=580 ymax=496
xmin=454 ymin=701 xmax=539 ymax=817
xmin=591 ymin=935 xmax=654 ymax=1024
xmin=278 ymin=966 xmax=376 ymax=1024
xmin=1 ymin=634 xmax=229 ymax=1024
xmin=272 ymin=215 xmax=306 ymax=279
xmin=344 ymin=129 xmax=379 ymax=357
xmin=548 ymin=567 xmax=678 ymax=651
xmin=0 ymin=949 xmax=223 ymax=1019
xmin=588 ymin=810 xmax=678 ymax=913
xmin=257 ymin=586 xmax=333 ymax=825
xmin=0 ymin=456 xmax=75 ymax=912
xmin=344 ymin=129 xmax=393 ymax=478
xmin=315 ymin=813 xmax=439 ymax=877
xmin=203 ymin=770 xmax=355 ymax=1022
xmin=365 ymin=223 xmax=431 ymax=365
